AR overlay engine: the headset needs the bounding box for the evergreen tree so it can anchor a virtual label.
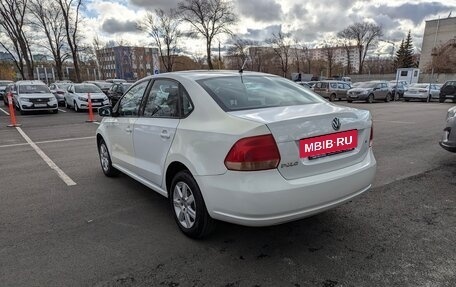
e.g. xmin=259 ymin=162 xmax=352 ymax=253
xmin=402 ymin=30 xmax=414 ymax=68
xmin=395 ymin=31 xmax=415 ymax=68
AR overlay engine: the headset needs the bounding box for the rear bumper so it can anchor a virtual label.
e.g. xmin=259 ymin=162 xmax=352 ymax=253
xmin=195 ymin=149 xmax=376 ymax=226
xmin=440 ymin=119 xmax=456 ymax=152
xmin=348 ymin=94 xmax=368 ymax=100
xmin=404 ymin=92 xmax=428 ymax=99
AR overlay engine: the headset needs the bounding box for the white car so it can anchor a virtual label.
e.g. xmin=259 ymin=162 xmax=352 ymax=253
xmin=96 ymin=71 xmax=376 ymax=238
xmin=64 ymin=83 xmax=110 ymax=112
xmin=11 ymin=80 xmax=58 ymax=114
xmin=403 ymin=83 xmax=441 ymax=102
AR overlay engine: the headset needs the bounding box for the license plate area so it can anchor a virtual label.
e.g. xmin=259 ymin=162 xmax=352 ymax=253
xmin=299 ymin=130 xmax=358 ymax=159
xmin=34 ymin=104 xmax=47 ymax=108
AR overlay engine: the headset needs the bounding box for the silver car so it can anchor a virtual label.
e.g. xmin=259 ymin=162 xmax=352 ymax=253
xmin=403 ymin=83 xmax=440 ymax=102
xmin=440 ymin=106 xmax=456 ymax=152
xmin=49 ymin=82 xmax=72 ymax=105
xmin=347 ymin=81 xmax=392 ymax=103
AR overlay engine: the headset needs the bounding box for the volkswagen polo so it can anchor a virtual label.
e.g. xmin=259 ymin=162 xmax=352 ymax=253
xmin=96 ymin=71 xmax=376 ymax=238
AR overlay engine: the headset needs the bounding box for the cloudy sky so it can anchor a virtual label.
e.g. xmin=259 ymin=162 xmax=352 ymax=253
xmin=82 ymin=0 xmax=456 ymax=57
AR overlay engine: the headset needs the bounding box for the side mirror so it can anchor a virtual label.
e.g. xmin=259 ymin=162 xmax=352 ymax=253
xmin=98 ymin=106 xmax=112 ymax=117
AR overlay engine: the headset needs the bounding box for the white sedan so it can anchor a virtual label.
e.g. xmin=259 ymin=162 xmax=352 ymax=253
xmin=96 ymin=71 xmax=376 ymax=238
xmin=403 ymin=83 xmax=441 ymax=102
xmin=64 ymin=83 xmax=110 ymax=112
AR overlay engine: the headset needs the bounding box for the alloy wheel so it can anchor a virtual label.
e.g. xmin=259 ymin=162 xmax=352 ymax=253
xmin=173 ymin=181 xmax=197 ymax=229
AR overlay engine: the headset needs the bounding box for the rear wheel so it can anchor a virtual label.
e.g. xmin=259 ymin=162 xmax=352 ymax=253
xmin=170 ymin=170 xmax=216 ymax=238
xmin=98 ymin=139 xmax=119 ymax=177
xmin=367 ymin=94 xmax=374 ymax=104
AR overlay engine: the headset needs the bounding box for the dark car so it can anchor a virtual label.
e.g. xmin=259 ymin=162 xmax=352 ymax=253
xmin=388 ymin=82 xmax=405 ymax=100
xmin=439 ymin=81 xmax=456 ymax=103
xmin=106 ymin=83 xmax=133 ymax=106
xmin=49 ymin=82 xmax=72 ymax=105
xmin=313 ymin=80 xmax=352 ymax=101
xmin=85 ymin=81 xmax=113 ymax=95
xmin=347 ymin=81 xmax=392 ymax=103
xmin=1 ymin=80 xmax=14 ymax=104
xmin=2 ymin=83 xmax=14 ymax=106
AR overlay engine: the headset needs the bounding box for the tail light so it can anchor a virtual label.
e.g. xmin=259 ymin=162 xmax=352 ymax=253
xmin=369 ymin=124 xmax=374 ymax=147
xmin=225 ymin=134 xmax=281 ymax=171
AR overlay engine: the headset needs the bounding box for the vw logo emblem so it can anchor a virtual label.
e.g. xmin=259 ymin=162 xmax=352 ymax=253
xmin=332 ymin=118 xmax=341 ymax=131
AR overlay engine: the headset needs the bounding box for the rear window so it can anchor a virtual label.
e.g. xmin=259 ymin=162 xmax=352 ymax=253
xmin=197 ymin=76 xmax=325 ymax=111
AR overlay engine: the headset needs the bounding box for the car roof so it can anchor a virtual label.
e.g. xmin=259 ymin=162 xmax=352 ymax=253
xmin=141 ymin=70 xmax=280 ymax=82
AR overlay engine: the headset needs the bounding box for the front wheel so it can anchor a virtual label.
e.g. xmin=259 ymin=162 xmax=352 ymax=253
xmin=439 ymin=97 xmax=445 ymax=103
xmin=329 ymin=94 xmax=336 ymax=102
xmin=170 ymin=171 xmax=216 ymax=238
xmin=98 ymin=139 xmax=119 ymax=177
xmin=74 ymin=101 xmax=80 ymax=112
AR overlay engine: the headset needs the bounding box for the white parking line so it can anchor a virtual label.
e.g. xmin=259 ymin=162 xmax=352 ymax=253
xmin=93 ymin=121 xmax=100 ymax=125
xmin=15 ymin=127 xmax=77 ymax=186
xmin=0 ymin=107 xmax=10 ymax=115
xmin=58 ymin=109 xmax=67 ymax=113
xmin=0 ymin=136 xmax=95 ymax=149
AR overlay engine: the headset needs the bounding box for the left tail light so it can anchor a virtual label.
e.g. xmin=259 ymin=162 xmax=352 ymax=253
xmin=224 ymin=134 xmax=281 ymax=171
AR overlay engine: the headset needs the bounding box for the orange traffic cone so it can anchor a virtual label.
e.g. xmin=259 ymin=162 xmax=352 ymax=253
xmin=7 ymin=92 xmax=21 ymax=127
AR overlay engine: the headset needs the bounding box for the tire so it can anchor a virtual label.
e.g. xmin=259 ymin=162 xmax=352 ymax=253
xmin=170 ymin=170 xmax=216 ymax=239
xmin=3 ymin=96 xmax=8 ymax=106
xmin=98 ymin=139 xmax=119 ymax=177
xmin=367 ymin=94 xmax=374 ymax=104
xmin=329 ymin=93 xmax=336 ymax=102
xmin=404 ymin=98 xmax=410 ymax=102
xmin=394 ymin=93 xmax=399 ymax=101
xmin=439 ymin=97 xmax=445 ymax=103
xmin=19 ymin=108 xmax=26 ymax=115
xmin=64 ymin=99 xmax=69 ymax=109
xmin=347 ymin=99 xmax=353 ymax=103
xmin=385 ymin=93 xmax=391 ymax=102
xmin=74 ymin=101 xmax=79 ymax=112
xmin=51 ymin=109 xmax=58 ymax=114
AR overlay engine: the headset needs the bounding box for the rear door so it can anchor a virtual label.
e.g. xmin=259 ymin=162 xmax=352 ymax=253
xmin=133 ymin=79 xmax=190 ymax=187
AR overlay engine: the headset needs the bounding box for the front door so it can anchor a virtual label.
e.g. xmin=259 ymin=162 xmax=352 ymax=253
xmin=133 ymin=79 xmax=192 ymax=188
xmin=105 ymin=80 xmax=149 ymax=173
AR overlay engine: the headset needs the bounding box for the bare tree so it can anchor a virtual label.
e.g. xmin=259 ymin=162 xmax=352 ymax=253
xmin=292 ymin=39 xmax=302 ymax=73
xmin=321 ymin=43 xmax=336 ymax=77
xmin=92 ymin=36 xmax=104 ymax=79
xmin=178 ymin=0 xmax=237 ymax=69
xmin=226 ymin=36 xmax=252 ymax=69
xmin=139 ymin=9 xmax=182 ymax=72
xmin=29 ymin=0 xmax=69 ymax=80
xmin=0 ymin=0 xmax=34 ymax=79
xmin=338 ymin=22 xmax=383 ymax=74
xmin=57 ymin=0 xmax=82 ymax=82
xmin=267 ymin=31 xmax=291 ymax=77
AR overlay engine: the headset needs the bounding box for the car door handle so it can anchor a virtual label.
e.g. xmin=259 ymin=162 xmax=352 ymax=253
xmin=125 ymin=127 xmax=133 ymax=133
xmin=160 ymin=130 xmax=170 ymax=139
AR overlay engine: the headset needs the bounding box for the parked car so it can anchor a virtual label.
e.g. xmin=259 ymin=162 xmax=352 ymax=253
xmin=106 ymin=82 xmax=133 ymax=106
xmin=0 ymin=80 xmax=13 ymax=101
xmin=347 ymin=81 xmax=392 ymax=103
xmin=85 ymin=81 xmax=113 ymax=95
xmin=1 ymin=81 xmax=14 ymax=105
xmin=439 ymin=81 xmax=456 ymax=103
xmin=439 ymin=106 xmax=456 ymax=152
xmin=64 ymin=83 xmax=110 ymax=112
xmin=49 ymin=82 xmax=72 ymax=106
xmin=105 ymin=78 xmax=127 ymax=84
xmin=403 ymin=83 xmax=440 ymax=102
xmin=313 ymin=80 xmax=352 ymax=101
xmin=388 ymin=82 xmax=406 ymax=100
xmin=294 ymin=81 xmax=312 ymax=89
xmin=95 ymin=71 xmax=376 ymax=238
xmin=11 ymin=80 xmax=58 ymax=114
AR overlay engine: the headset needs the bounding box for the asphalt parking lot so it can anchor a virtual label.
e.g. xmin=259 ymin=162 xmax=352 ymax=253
xmin=0 ymin=101 xmax=455 ymax=287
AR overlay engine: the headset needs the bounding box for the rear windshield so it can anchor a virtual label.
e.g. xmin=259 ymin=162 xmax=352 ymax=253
xmin=19 ymin=85 xmax=50 ymax=94
xmin=197 ymin=76 xmax=325 ymax=111
xmin=75 ymin=84 xmax=103 ymax=93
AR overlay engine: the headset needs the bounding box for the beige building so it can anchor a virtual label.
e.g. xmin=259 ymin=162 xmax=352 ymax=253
xmin=419 ymin=16 xmax=456 ymax=72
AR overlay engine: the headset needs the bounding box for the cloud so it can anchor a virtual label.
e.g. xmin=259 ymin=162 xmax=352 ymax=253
xmin=237 ymin=25 xmax=282 ymax=42
xmin=236 ymin=0 xmax=283 ymax=22
xmin=101 ymin=18 xmax=139 ymax=34
xmin=369 ymin=2 xmax=455 ymax=25
xmin=130 ymin=0 xmax=180 ymax=11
